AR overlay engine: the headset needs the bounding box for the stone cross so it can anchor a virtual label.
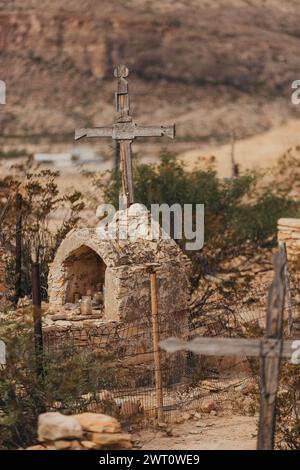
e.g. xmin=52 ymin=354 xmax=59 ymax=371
xmin=75 ymin=64 xmax=175 ymax=208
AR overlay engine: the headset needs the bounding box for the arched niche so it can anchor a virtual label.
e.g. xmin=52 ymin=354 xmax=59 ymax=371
xmin=63 ymin=245 xmax=106 ymax=303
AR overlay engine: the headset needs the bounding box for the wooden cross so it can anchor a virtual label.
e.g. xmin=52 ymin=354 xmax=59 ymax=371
xmin=160 ymin=251 xmax=299 ymax=450
xmin=75 ymin=64 xmax=175 ymax=208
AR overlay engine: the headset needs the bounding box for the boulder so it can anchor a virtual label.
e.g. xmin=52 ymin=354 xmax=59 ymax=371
xmin=86 ymin=432 xmax=132 ymax=449
xmin=80 ymin=440 xmax=98 ymax=450
xmin=38 ymin=412 xmax=83 ymax=441
xmin=26 ymin=445 xmax=48 ymax=450
xmin=53 ymin=440 xmax=73 ymax=450
xmin=73 ymin=412 xmax=120 ymax=434
xmin=199 ymin=398 xmax=216 ymax=414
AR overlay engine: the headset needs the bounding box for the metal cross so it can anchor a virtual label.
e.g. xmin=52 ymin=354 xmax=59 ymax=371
xmin=75 ymin=64 xmax=175 ymax=208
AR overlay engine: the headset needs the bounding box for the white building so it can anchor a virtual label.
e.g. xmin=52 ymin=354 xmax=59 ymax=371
xmin=34 ymin=153 xmax=73 ymax=168
xmin=34 ymin=148 xmax=102 ymax=168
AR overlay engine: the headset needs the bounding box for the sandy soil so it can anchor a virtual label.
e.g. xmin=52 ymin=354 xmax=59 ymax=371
xmin=135 ymin=415 xmax=257 ymax=451
xmin=2 ymin=117 xmax=300 ymax=231
xmin=3 ymin=117 xmax=300 ymax=187
xmin=179 ymin=118 xmax=300 ymax=177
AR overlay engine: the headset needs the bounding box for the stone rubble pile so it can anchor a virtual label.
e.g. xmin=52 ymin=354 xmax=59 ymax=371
xmin=278 ymin=218 xmax=300 ymax=262
xmin=26 ymin=412 xmax=132 ymax=450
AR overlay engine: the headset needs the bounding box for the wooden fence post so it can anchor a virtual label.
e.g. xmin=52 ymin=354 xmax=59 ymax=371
xmin=15 ymin=193 xmax=22 ymax=304
xmin=31 ymin=262 xmax=44 ymax=377
xmin=230 ymin=131 xmax=239 ymax=178
xmin=279 ymin=241 xmax=293 ymax=335
xmin=114 ymin=140 xmax=120 ymax=180
xmin=257 ymin=251 xmax=286 ymax=450
xmin=149 ymin=268 xmax=164 ymax=423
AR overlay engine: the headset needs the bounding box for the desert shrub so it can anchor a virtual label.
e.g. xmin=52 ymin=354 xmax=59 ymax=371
xmin=276 ymin=363 xmax=300 ymax=450
xmin=0 ymin=149 xmax=29 ymax=160
xmin=0 ymin=159 xmax=84 ymax=300
xmin=0 ymin=312 xmax=116 ymax=449
xmin=90 ymin=151 xmax=300 ymax=281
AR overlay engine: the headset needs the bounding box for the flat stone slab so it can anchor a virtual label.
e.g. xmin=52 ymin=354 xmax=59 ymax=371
xmin=38 ymin=412 xmax=83 ymax=441
xmin=278 ymin=218 xmax=300 ymax=228
xmin=48 ymin=313 xmax=103 ymax=321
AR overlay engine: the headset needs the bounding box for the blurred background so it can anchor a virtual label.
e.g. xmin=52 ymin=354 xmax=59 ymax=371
xmin=1 ymin=4 xmax=300 ymax=451
xmin=1 ymin=0 xmax=300 ymax=183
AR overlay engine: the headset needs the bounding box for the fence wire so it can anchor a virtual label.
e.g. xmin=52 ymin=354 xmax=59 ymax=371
xmin=43 ymin=274 xmax=300 ymax=424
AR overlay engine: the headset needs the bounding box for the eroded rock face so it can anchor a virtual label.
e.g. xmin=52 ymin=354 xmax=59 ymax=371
xmin=1 ymin=1 xmax=300 ymax=142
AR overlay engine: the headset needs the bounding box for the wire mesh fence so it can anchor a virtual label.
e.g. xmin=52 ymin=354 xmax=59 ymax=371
xmin=42 ymin=270 xmax=300 ymax=425
xmin=38 ymin=263 xmax=300 ymax=426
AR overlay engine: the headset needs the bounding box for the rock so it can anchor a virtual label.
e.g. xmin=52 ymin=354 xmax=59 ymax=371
xmin=175 ymin=415 xmax=185 ymax=424
xmin=26 ymin=445 xmax=48 ymax=450
xmin=55 ymin=320 xmax=72 ymax=327
xmin=157 ymin=422 xmax=168 ymax=429
xmin=73 ymin=413 xmax=120 ymax=434
xmin=127 ymin=203 xmax=148 ymax=217
xmin=53 ymin=440 xmax=73 ymax=450
xmin=28 ymin=411 xmax=133 ymax=451
xmin=133 ymin=439 xmax=141 ymax=447
xmin=196 ymin=422 xmax=209 ymax=428
xmin=165 ymin=426 xmax=174 ymax=436
xmin=240 ymin=382 xmax=254 ymax=396
xmin=80 ymin=440 xmax=98 ymax=450
xmin=87 ymin=432 xmax=132 ymax=449
xmin=182 ymin=411 xmax=194 ymax=421
xmin=51 ymin=314 xmax=68 ymax=320
xmin=69 ymin=440 xmax=85 ymax=450
xmin=98 ymin=390 xmax=114 ymax=402
xmin=278 ymin=218 xmax=300 ymax=228
xmin=17 ymin=296 xmax=31 ymax=308
xmin=166 ymin=428 xmax=180 ymax=438
xmin=210 ymin=410 xmax=217 ymax=416
xmin=38 ymin=412 xmax=83 ymax=441
xmin=199 ymin=398 xmax=216 ymax=414
xmin=118 ymin=399 xmax=143 ymax=418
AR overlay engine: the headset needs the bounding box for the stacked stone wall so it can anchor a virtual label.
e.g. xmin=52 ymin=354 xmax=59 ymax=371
xmin=278 ymin=218 xmax=300 ymax=262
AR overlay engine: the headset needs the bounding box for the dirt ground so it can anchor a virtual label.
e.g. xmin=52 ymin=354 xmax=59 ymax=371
xmin=134 ymin=415 xmax=257 ymax=451
xmin=3 ymin=117 xmax=300 ymax=185
xmin=179 ymin=118 xmax=300 ymax=177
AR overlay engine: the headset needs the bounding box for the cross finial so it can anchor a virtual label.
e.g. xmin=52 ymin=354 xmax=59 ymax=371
xmin=114 ymin=64 xmax=131 ymax=123
xmin=114 ymin=64 xmax=129 ymax=78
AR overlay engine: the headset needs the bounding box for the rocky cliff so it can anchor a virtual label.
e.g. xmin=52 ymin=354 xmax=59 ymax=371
xmin=0 ymin=0 xmax=300 ymax=143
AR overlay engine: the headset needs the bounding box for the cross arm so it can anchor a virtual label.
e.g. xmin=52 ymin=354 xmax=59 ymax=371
xmin=134 ymin=124 xmax=175 ymax=139
xmin=75 ymin=127 xmax=113 ymax=141
xmin=75 ymin=124 xmax=175 ymax=141
xmin=160 ymin=336 xmax=297 ymax=359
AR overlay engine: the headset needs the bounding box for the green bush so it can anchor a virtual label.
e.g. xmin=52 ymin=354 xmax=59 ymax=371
xmin=92 ymin=151 xmax=300 ymax=278
xmin=0 ymin=160 xmax=84 ymax=300
xmin=0 ymin=312 xmax=116 ymax=449
xmin=276 ymin=363 xmax=300 ymax=450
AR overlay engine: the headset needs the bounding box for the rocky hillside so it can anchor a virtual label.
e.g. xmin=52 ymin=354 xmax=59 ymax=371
xmin=1 ymin=0 xmax=300 ymax=143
